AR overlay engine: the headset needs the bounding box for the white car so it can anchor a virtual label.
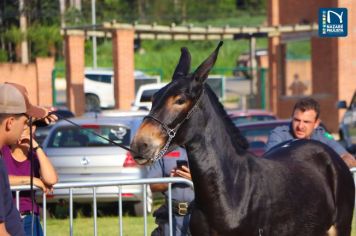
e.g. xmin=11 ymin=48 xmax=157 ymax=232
xmin=84 ymin=68 xmax=160 ymax=111
xmin=131 ymin=83 xmax=167 ymax=111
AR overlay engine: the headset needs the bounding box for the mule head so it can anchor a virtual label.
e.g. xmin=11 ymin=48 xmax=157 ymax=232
xmin=130 ymin=41 xmax=223 ymax=165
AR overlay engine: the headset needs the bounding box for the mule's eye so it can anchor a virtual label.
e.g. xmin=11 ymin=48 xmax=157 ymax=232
xmin=175 ymin=98 xmax=186 ymax=105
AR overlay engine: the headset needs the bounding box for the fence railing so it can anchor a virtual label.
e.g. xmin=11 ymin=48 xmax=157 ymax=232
xmin=11 ymin=168 xmax=356 ymax=236
xmin=11 ymin=177 xmax=193 ymax=236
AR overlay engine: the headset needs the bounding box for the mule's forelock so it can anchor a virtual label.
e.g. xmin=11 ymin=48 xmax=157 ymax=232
xmin=172 ymin=47 xmax=191 ymax=80
xmin=192 ymin=41 xmax=223 ymax=84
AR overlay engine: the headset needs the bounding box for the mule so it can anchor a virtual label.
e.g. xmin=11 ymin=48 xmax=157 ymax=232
xmin=130 ymin=42 xmax=355 ymax=236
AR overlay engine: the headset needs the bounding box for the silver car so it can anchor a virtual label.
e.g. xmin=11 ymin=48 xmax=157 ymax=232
xmin=42 ymin=112 xmax=152 ymax=216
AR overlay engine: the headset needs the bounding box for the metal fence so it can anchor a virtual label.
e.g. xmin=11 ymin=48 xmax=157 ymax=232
xmin=11 ymin=168 xmax=356 ymax=236
xmin=12 ymin=177 xmax=193 ymax=236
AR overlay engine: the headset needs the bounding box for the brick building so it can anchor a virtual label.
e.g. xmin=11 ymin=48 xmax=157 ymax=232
xmin=268 ymin=0 xmax=356 ymax=132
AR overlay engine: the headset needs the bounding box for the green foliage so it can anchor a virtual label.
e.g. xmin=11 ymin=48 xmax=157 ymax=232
xmin=0 ymin=49 xmax=8 ymax=62
xmin=80 ymin=39 xmax=267 ymax=81
xmin=287 ymin=40 xmax=311 ymax=60
xmin=28 ymin=24 xmax=61 ymax=57
xmin=4 ymin=26 xmax=24 ymax=44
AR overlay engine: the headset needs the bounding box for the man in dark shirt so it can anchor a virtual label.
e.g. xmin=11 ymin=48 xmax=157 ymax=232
xmin=0 ymin=83 xmax=55 ymax=235
xmin=266 ymin=97 xmax=356 ymax=168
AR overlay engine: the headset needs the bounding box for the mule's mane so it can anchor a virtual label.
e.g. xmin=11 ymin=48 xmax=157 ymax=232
xmin=203 ymin=83 xmax=249 ymax=151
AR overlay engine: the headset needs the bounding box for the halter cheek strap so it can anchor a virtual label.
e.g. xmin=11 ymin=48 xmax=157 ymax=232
xmin=144 ymin=90 xmax=204 ymax=162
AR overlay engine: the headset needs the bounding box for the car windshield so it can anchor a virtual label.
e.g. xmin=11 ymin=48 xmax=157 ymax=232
xmin=47 ymin=125 xmax=130 ymax=148
xmin=232 ymin=115 xmax=276 ymax=125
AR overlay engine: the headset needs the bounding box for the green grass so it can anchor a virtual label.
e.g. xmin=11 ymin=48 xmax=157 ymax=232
xmin=45 ymin=215 xmax=156 ymax=236
xmin=44 ymin=212 xmax=356 ymax=236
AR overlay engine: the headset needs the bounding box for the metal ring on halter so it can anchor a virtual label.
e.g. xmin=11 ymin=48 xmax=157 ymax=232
xmin=168 ymin=130 xmax=176 ymax=138
xmin=144 ymin=90 xmax=204 ymax=161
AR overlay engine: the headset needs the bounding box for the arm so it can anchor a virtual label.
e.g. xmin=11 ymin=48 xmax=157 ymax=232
xmin=34 ymin=147 xmax=58 ymax=185
xmin=340 ymin=153 xmax=356 ymax=168
xmin=150 ymin=183 xmax=169 ymax=192
xmin=150 ymin=166 xmax=192 ymax=192
xmin=8 ymin=175 xmax=51 ymax=193
xmin=148 ymin=160 xmax=167 ymax=193
xmin=320 ymin=130 xmax=356 ymax=168
xmin=265 ymin=128 xmax=285 ymax=152
xmin=0 ymin=223 xmax=10 ymax=236
xmin=32 ymin=139 xmax=58 ymax=186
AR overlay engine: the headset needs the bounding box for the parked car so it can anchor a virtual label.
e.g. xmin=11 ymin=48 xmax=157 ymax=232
xmin=84 ymin=68 xmax=160 ymax=111
xmin=131 ymin=83 xmax=167 ymax=111
xmin=34 ymin=106 xmax=75 ymax=144
xmin=41 ymin=111 xmax=186 ymax=216
xmin=41 ymin=113 xmax=153 ymax=216
xmin=337 ymin=92 xmax=356 ymax=154
xmin=228 ymin=109 xmax=277 ymax=125
xmin=236 ymin=120 xmax=290 ymax=156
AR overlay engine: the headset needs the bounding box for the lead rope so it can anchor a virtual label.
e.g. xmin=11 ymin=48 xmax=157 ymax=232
xmin=55 ymin=114 xmax=142 ymax=157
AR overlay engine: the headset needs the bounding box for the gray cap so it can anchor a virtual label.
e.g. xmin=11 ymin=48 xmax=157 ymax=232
xmin=0 ymin=83 xmax=47 ymax=118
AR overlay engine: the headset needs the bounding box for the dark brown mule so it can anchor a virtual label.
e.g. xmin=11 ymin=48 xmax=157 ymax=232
xmin=130 ymin=42 xmax=355 ymax=236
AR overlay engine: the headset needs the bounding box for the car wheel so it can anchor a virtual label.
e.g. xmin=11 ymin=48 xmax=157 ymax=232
xmin=134 ymin=188 xmax=153 ymax=216
xmin=85 ymin=94 xmax=101 ymax=112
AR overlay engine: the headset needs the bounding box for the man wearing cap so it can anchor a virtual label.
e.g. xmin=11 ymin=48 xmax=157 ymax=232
xmin=0 ymin=82 xmax=56 ymax=236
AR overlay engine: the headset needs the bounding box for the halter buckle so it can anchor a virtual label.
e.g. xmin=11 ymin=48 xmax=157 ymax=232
xmin=168 ymin=130 xmax=176 ymax=138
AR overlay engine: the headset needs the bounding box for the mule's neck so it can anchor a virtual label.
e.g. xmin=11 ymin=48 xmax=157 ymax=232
xmin=183 ymin=90 xmax=251 ymax=226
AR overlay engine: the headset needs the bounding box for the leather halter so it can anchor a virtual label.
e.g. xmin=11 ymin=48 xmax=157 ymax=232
xmin=144 ymin=90 xmax=204 ymax=162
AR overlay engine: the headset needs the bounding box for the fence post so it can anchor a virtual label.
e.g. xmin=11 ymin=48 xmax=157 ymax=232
xmin=52 ymin=69 xmax=57 ymax=106
xmin=260 ymin=68 xmax=267 ymax=110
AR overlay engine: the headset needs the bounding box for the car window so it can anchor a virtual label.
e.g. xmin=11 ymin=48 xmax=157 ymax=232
xmin=85 ymin=74 xmax=112 ymax=84
xmin=140 ymin=89 xmax=159 ymax=102
xmin=232 ymin=115 xmax=276 ymax=125
xmin=101 ymin=75 xmax=112 ymax=84
xmin=47 ymin=125 xmax=130 ymax=148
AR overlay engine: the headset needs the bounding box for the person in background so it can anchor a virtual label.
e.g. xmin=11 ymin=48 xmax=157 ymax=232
xmin=2 ymin=123 xmax=58 ymax=236
xmin=148 ymin=147 xmax=194 ymax=236
xmin=0 ymin=82 xmax=56 ymax=236
xmin=266 ymin=97 xmax=356 ymax=168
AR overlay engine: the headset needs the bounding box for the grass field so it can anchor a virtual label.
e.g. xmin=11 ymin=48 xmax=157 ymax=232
xmin=46 ymin=215 xmax=156 ymax=236
xmin=45 ymin=213 xmax=356 ymax=236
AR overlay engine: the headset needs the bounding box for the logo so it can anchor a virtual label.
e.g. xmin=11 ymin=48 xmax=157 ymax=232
xmin=319 ymin=8 xmax=347 ymax=37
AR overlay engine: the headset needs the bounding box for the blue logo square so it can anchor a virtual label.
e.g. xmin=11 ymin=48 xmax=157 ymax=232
xmin=318 ymin=8 xmax=348 ymax=37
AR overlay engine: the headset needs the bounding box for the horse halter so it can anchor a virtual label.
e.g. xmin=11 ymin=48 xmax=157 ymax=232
xmin=144 ymin=90 xmax=204 ymax=162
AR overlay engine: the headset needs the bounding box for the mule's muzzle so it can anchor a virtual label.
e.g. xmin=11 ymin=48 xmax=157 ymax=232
xmin=132 ymin=154 xmax=150 ymax=165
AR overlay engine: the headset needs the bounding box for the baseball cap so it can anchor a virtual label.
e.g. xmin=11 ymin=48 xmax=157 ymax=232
xmin=0 ymin=82 xmax=47 ymax=118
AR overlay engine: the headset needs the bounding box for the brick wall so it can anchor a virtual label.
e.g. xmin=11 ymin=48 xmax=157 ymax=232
xmin=112 ymin=29 xmax=135 ymax=110
xmin=65 ymin=34 xmax=85 ymax=116
xmin=268 ymin=0 xmax=356 ymax=132
xmin=0 ymin=59 xmax=54 ymax=107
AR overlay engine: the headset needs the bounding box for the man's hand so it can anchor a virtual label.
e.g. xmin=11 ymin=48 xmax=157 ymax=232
xmin=341 ymin=153 xmax=356 ymax=168
xmin=170 ymin=166 xmax=192 ymax=180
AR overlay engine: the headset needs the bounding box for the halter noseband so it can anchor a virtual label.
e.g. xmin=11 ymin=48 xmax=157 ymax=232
xmin=144 ymin=90 xmax=204 ymax=162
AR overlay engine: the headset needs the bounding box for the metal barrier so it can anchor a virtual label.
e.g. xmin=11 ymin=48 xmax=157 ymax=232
xmin=11 ymin=177 xmax=193 ymax=236
xmin=11 ymin=169 xmax=356 ymax=236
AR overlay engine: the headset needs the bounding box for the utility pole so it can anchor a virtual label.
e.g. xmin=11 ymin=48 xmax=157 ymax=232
xmin=19 ymin=0 xmax=29 ymax=64
xmin=91 ymin=0 xmax=97 ymax=68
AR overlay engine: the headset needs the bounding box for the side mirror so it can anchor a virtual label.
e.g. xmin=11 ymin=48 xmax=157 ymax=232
xmin=337 ymin=100 xmax=347 ymax=109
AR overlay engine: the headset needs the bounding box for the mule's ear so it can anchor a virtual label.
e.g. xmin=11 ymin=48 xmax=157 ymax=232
xmin=192 ymin=41 xmax=223 ymax=84
xmin=172 ymin=47 xmax=191 ymax=81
